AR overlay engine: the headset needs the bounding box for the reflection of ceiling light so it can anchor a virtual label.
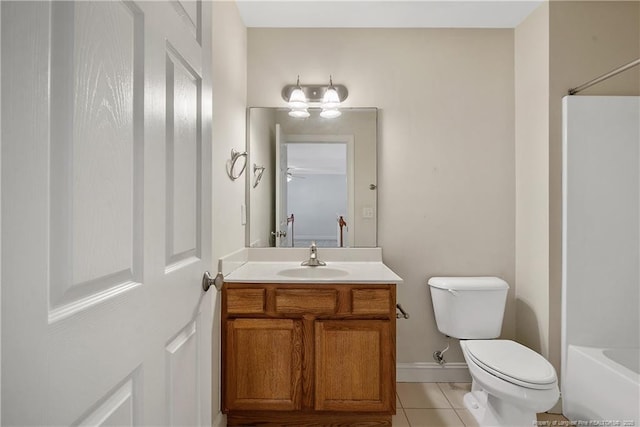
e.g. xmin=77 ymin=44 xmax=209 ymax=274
xmin=288 ymin=108 xmax=310 ymax=119
xmin=319 ymin=108 xmax=341 ymax=119
xmin=282 ymin=76 xmax=348 ymax=119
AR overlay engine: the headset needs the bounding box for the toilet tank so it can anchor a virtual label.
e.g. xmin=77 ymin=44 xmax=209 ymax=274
xmin=427 ymin=277 xmax=509 ymax=339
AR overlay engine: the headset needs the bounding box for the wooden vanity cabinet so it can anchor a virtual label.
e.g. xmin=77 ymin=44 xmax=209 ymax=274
xmin=222 ymin=283 xmax=396 ymax=427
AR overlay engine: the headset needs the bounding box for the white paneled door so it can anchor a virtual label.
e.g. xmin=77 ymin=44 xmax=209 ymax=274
xmin=1 ymin=1 xmax=213 ymax=425
xmin=274 ymin=124 xmax=291 ymax=247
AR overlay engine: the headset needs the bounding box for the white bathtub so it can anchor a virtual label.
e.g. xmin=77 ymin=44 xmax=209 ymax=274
xmin=564 ymin=345 xmax=639 ymax=424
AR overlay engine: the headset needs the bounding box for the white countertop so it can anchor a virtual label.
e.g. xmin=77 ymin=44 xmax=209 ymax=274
xmin=219 ymin=247 xmax=403 ymax=284
xmin=223 ymin=261 xmax=403 ymax=284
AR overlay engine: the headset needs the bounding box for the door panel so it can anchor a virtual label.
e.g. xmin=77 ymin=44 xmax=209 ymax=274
xmin=274 ymin=124 xmax=291 ymax=247
xmin=225 ymin=319 xmax=302 ymax=411
xmin=315 ymin=320 xmax=393 ymax=412
xmin=49 ymin=0 xmax=144 ymax=322
xmin=77 ymin=371 xmax=142 ymax=426
xmin=165 ymin=43 xmax=202 ymax=271
xmin=166 ymin=319 xmax=200 ymax=426
xmin=1 ymin=1 xmax=212 ymax=425
xmin=170 ymin=0 xmax=201 ymax=42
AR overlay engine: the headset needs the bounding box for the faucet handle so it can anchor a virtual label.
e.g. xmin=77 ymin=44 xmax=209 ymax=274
xmin=302 ymin=241 xmax=325 ymax=266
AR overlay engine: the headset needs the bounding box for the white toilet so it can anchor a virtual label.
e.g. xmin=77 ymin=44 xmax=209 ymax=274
xmin=427 ymin=277 xmax=559 ymax=427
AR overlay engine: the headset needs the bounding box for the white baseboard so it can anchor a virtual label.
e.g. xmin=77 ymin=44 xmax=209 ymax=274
xmin=396 ymin=362 xmax=472 ymax=383
xmin=212 ymin=411 xmax=226 ymax=427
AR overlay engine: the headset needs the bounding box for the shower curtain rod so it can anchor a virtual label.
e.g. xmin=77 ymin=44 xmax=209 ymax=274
xmin=568 ymin=58 xmax=640 ymax=95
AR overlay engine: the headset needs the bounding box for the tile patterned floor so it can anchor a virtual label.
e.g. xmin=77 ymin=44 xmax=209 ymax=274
xmin=393 ymin=382 xmax=569 ymax=427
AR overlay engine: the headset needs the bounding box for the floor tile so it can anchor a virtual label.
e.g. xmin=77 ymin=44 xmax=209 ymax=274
xmin=437 ymin=383 xmax=471 ymax=409
xmin=397 ymin=382 xmax=452 ymax=409
xmin=455 ymin=409 xmax=479 ymax=427
xmin=404 ymin=408 xmax=466 ymax=427
xmin=392 ymin=409 xmax=411 ymax=427
xmin=394 ymin=382 xmax=569 ymax=426
xmin=537 ymin=412 xmax=570 ymax=423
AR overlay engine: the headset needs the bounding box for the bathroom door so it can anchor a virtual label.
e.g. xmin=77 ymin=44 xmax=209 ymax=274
xmin=1 ymin=2 xmax=213 ymax=425
xmin=275 ymin=124 xmax=292 ymax=247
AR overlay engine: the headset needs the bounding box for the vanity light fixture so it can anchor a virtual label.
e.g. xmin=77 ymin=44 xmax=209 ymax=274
xmin=282 ymin=76 xmax=348 ymax=119
xmin=320 ymin=75 xmax=342 ymax=118
xmin=287 ymin=76 xmax=310 ymax=118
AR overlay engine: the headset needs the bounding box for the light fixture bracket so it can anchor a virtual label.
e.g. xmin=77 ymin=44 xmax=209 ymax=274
xmin=281 ymin=84 xmax=348 ymax=104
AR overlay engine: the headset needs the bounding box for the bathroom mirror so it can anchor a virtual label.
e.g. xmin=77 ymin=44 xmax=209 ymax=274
xmin=247 ymin=107 xmax=377 ymax=248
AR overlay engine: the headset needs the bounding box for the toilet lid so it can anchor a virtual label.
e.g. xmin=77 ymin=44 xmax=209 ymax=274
xmin=464 ymin=340 xmax=557 ymax=390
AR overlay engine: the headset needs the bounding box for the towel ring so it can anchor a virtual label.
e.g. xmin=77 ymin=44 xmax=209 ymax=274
xmin=226 ymin=149 xmax=247 ymax=181
xmin=252 ymin=164 xmax=265 ymax=188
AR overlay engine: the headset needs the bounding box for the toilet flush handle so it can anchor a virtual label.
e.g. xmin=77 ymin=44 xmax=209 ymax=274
xmin=447 ymin=289 xmax=459 ymax=296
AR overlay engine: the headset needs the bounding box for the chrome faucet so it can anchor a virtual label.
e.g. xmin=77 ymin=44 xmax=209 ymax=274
xmin=301 ymin=241 xmax=326 ymax=267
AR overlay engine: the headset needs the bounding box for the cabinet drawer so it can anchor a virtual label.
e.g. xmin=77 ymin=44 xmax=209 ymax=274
xmin=352 ymin=289 xmax=391 ymax=315
xmin=226 ymin=289 xmax=266 ymax=314
xmin=275 ymin=289 xmax=338 ymax=314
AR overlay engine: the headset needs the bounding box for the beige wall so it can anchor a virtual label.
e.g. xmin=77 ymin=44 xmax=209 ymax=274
xmin=248 ymin=28 xmax=516 ymax=364
xmin=514 ymin=0 xmax=640 ymax=378
xmin=211 ymin=0 xmax=247 ymax=417
xmin=212 ymin=1 xmax=247 ymax=263
xmin=514 ymin=1 xmax=550 ymax=358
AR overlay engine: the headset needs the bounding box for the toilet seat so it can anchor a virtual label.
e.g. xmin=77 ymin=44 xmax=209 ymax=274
xmin=464 ymin=340 xmax=557 ymax=390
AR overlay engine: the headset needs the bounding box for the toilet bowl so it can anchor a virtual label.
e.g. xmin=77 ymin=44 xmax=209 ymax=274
xmin=460 ymin=340 xmax=559 ymax=426
xmin=427 ymin=277 xmax=559 ymax=427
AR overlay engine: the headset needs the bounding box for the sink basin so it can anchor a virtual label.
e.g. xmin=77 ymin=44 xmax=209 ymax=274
xmin=276 ymin=267 xmax=349 ymax=279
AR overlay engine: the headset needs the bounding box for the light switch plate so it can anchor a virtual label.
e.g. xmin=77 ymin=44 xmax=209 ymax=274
xmin=362 ymin=207 xmax=374 ymax=218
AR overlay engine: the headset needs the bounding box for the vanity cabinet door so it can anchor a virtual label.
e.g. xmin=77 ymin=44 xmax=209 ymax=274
xmin=225 ymin=318 xmax=303 ymax=411
xmin=314 ymin=320 xmax=394 ymax=412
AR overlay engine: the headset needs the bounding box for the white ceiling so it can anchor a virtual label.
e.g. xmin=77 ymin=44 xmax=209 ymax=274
xmin=236 ymin=0 xmax=545 ymax=29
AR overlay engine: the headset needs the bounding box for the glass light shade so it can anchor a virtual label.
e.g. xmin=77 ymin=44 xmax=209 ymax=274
xmin=288 ymin=88 xmax=308 ymax=109
xmin=320 ymin=108 xmax=341 ymax=119
xmin=322 ymin=87 xmax=341 ymax=109
xmin=289 ymin=108 xmax=310 ymax=119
